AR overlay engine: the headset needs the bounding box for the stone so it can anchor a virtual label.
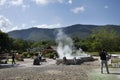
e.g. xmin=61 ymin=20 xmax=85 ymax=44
xmin=56 ymin=56 xmax=95 ymax=65
xmin=33 ymin=58 xmax=40 ymax=65
xmin=63 ymin=57 xmax=67 ymax=64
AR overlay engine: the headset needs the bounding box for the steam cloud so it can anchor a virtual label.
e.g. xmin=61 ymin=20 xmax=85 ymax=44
xmin=56 ymin=29 xmax=89 ymax=59
xmin=56 ymin=29 xmax=74 ymax=59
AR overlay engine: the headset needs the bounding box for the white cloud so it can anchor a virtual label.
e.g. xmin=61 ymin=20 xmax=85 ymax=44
xmin=11 ymin=23 xmax=62 ymax=32
xmin=34 ymin=0 xmax=47 ymax=5
xmin=11 ymin=24 xmax=27 ymax=31
xmin=22 ymin=4 xmax=30 ymax=11
xmin=104 ymin=5 xmax=109 ymax=9
xmin=0 ymin=15 xmax=28 ymax=32
xmin=71 ymin=6 xmax=85 ymax=14
xmin=35 ymin=23 xmax=62 ymax=29
xmin=0 ymin=15 xmax=12 ymax=32
xmin=0 ymin=0 xmax=6 ymax=5
xmin=0 ymin=0 xmax=29 ymax=10
xmin=68 ymin=0 xmax=72 ymax=4
xmin=10 ymin=26 xmax=19 ymax=31
xmin=33 ymin=0 xmax=63 ymax=5
xmin=9 ymin=0 xmax=23 ymax=6
xmin=9 ymin=0 xmax=30 ymax=10
xmin=0 ymin=0 xmax=24 ymax=6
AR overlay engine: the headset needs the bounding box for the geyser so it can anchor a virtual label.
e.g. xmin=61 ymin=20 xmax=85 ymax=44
xmin=56 ymin=29 xmax=90 ymax=59
xmin=56 ymin=29 xmax=73 ymax=59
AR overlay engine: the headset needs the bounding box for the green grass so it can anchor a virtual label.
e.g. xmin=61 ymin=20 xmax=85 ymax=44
xmin=87 ymin=52 xmax=99 ymax=56
xmin=7 ymin=59 xmax=18 ymax=62
xmin=87 ymin=52 xmax=120 ymax=56
xmin=89 ymin=73 xmax=116 ymax=80
xmin=110 ymin=52 xmax=120 ymax=54
xmin=88 ymin=68 xmax=120 ymax=80
xmin=111 ymin=59 xmax=120 ymax=63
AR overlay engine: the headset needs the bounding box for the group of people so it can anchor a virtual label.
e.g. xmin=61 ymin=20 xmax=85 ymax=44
xmin=12 ymin=52 xmax=43 ymax=65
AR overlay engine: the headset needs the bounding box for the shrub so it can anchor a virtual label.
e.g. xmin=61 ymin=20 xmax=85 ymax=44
xmin=22 ymin=52 xmax=29 ymax=58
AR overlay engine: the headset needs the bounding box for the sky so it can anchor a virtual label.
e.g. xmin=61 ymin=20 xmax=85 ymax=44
xmin=0 ymin=0 xmax=120 ymax=32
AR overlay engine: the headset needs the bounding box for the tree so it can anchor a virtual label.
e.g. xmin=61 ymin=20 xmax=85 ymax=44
xmin=89 ymin=26 xmax=119 ymax=51
xmin=12 ymin=39 xmax=32 ymax=52
xmin=0 ymin=31 xmax=12 ymax=53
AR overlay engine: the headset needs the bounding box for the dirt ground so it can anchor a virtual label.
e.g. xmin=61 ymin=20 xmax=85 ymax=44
xmin=0 ymin=58 xmax=120 ymax=80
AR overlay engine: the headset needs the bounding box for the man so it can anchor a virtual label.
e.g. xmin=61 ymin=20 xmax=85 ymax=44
xmin=12 ymin=53 xmax=16 ymax=64
xmin=99 ymin=49 xmax=109 ymax=74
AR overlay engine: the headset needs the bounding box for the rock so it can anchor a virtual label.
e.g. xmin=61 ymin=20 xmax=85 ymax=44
xmin=56 ymin=56 xmax=95 ymax=65
xmin=63 ymin=57 xmax=67 ymax=64
xmin=33 ymin=58 xmax=40 ymax=65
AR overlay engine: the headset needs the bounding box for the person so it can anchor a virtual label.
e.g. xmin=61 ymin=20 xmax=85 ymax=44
xmin=38 ymin=52 xmax=42 ymax=64
xmin=99 ymin=49 xmax=110 ymax=74
xmin=12 ymin=53 xmax=16 ymax=64
xmin=73 ymin=57 xmax=77 ymax=65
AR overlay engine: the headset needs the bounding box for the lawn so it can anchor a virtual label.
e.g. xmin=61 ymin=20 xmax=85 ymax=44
xmin=87 ymin=52 xmax=120 ymax=56
xmin=88 ymin=68 xmax=120 ymax=80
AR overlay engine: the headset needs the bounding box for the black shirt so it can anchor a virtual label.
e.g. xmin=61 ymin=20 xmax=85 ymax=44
xmin=99 ymin=51 xmax=107 ymax=60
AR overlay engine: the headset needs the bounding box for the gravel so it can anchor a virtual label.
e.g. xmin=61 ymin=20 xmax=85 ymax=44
xmin=0 ymin=59 xmax=98 ymax=80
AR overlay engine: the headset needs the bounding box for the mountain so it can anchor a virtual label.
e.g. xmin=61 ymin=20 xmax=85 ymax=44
xmin=8 ymin=24 xmax=120 ymax=41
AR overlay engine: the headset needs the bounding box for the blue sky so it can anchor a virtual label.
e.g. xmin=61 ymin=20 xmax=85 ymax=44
xmin=0 ymin=0 xmax=120 ymax=32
